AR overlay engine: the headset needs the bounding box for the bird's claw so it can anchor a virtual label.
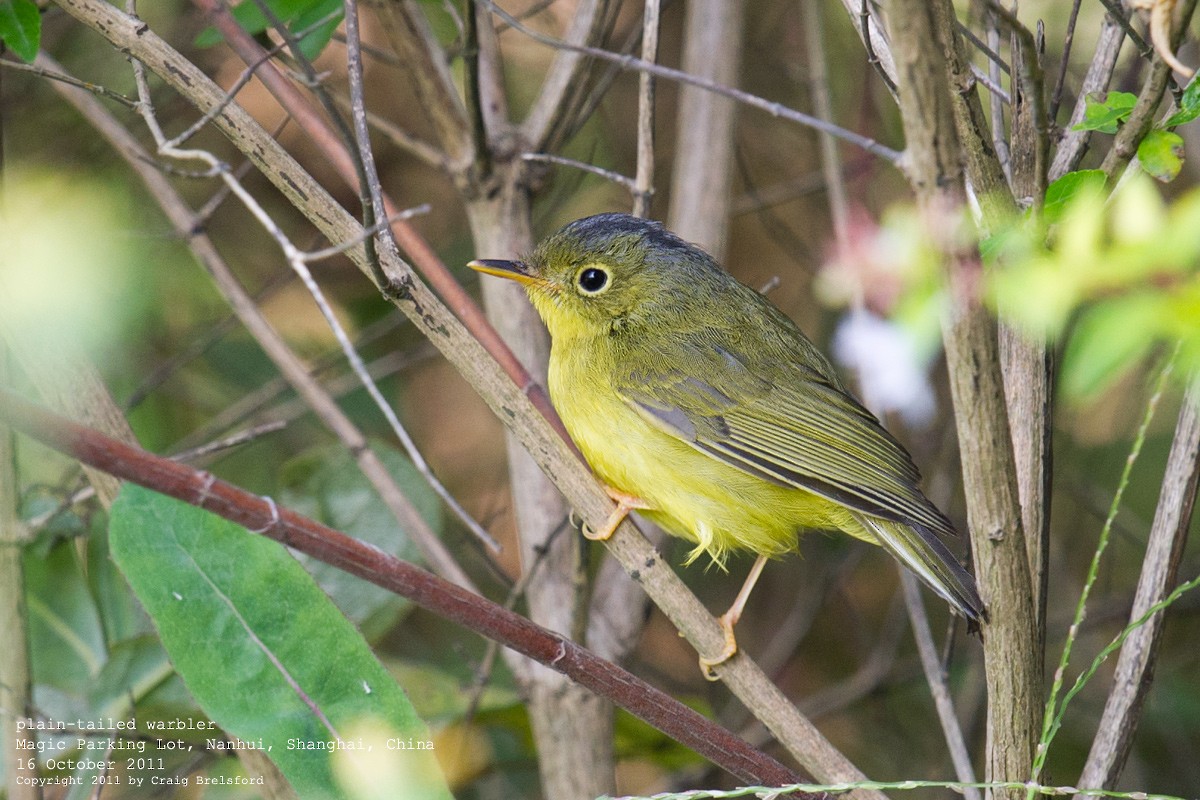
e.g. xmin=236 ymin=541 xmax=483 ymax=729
xmin=698 ymin=612 xmax=740 ymax=681
xmin=583 ymin=487 xmax=649 ymax=541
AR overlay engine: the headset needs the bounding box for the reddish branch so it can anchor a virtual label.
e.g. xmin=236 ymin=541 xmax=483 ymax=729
xmin=0 ymin=387 xmax=819 ymax=797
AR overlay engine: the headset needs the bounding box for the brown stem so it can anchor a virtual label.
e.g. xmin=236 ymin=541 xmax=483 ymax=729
xmin=888 ymin=4 xmax=1040 ymax=799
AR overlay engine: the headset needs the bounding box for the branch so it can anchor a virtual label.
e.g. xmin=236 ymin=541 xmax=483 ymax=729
xmin=835 ymin=0 xmax=899 ymax=96
xmin=188 ymin=0 xmax=567 ymax=445
xmin=0 ymin=387 xmax=818 ymax=797
xmin=631 ymin=0 xmax=659 ymax=218
xmin=901 ymin=572 xmax=981 ymax=800
xmin=666 ymin=0 xmax=745 ymax=260
xmin=1074 ymin=382 xmax=1200 ymax=794
xmin=802 ymin=0 xmax=849 ymax=237
xmin=887 ymin=5 xmax=1040 ymax=800
xmin=1049 ymin=10 xmax=1128 ymax=180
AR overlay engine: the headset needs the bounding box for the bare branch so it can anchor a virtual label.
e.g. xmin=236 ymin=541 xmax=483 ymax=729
xmin=803 ymin=0 xmax=849 ymax=236
xmin=1101 ymin=0 xmax=1199 ymax=179
xmin=1075 ymin=382 xmax=1200 ymax=794
xmin=1050 ymin=10 xmax=1128 ymax=180
xmin=667 ymin=0 xmax=745 ymax=260
xmin=901 ymin=572 xmax=981 ymax=800
xmin=887 ymin=5 xmax=1040 ymax=799
xmin=632 ymin=0 xmax=659 ymax=218
xmin=837 ymin=0 xmax=898 ymax=95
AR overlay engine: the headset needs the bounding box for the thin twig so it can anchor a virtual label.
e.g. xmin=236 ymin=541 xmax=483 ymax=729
xmin=522 ymin=152 xmax=637 ymax=193
xmin=0 ymin=57 xmax=137 ymax=107
xmin=632 ymin=0 xmax=659 ymax=217
xmin=118 ymin=51 xmax=500 ymax=562
xmin=190 ymin=0 xmax=568 ymax=445
xmin=986 ymin=11 xmax=1011 ymax=181
xmin=1050 ymin=11 xmax=1128 ymax=180
xmin=1049 ymin=0 xmax=1085 ymax=127
xmin=900 ymin=571 xmax=980 ymax=800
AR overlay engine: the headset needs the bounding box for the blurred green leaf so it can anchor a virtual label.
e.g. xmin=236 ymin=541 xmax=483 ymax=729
xmin=1061 ymin=294 xmax=1163 ymax=400
xmin=280 ymin=440 xmax=440 ymax=640
xmin=25 ymin=540 xmax=106 ymax=691
xmin=0 ymin=0 xmax=40 ymax=62
xmin=109 ymin=485 xmax=451 ymax=800
xmin=194 ymin=0 xmax=342 ymax=60
xmin=1074 ymin=91 xmax=1137 ymax=133
xmin=1163 ymin=79 xmax=1200 ymax=127
xmin=1043 ymin=170 xmax=1106 ymax=226
xmin=1137 ymin=129 xmax=1186 ymax=182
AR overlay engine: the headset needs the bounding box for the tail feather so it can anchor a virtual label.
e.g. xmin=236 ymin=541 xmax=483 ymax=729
xmin=852 ymin=512 xmax=987 ymax=624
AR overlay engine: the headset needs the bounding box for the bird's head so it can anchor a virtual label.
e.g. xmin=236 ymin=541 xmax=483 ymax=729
xmin=469 ymin=213 xmax=729 ymax=341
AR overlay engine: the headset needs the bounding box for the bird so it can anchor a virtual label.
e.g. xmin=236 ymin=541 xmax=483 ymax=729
xmin=469 ymin=213 xmax=986 ymax=678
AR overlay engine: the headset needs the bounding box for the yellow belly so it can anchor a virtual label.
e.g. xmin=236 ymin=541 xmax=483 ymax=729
xmin=550 ymin=348 xmax=861 ymax=565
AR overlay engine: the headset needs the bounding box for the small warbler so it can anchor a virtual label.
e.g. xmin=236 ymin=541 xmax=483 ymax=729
xmin=471 ymin=213 xmax=985 ymax=677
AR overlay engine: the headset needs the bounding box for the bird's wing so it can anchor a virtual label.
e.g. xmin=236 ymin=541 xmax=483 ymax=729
xmin=613 ymin=338 xmax=957 ymax=538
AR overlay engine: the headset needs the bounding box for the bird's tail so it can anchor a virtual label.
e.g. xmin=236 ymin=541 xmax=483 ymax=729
xmin=852 ymin=512 xmax=987 ymax=624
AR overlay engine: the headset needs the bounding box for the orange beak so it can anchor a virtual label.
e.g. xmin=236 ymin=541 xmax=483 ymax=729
xmin=467 ymin=259 xmax=544 ymax=288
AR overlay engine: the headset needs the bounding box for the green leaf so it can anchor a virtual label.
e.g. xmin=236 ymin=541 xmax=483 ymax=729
xmin=1073 ymin=91 xmax=1138 ymax=134
xmin=1043 ymin=170 xmax=1107 ymax=226
xmin=1138 ymin=129 xmax=1186 ymax=182
xmin=280 ymin=440 xmax=440 ymax=640
xmin=195 ymin=0 xmax=340 ymax=58
xmin=109 ymin=485 xmax=451 ymax=800
xmin=1061 ymin=294 xmax=1162 ymax=401
xmin=25 ymin=540 xmax=107 ymax=690
xmin=0 ymin=0 xmax=40 ymax=62
xmin=1164 ymin=79 xmax=1200 ymax=127
xmin=291 ymin=0 xmax=343 ymax=61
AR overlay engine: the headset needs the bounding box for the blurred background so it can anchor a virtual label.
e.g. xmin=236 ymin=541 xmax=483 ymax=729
xmin=3 ymin=0 xmax=1200 ymax=798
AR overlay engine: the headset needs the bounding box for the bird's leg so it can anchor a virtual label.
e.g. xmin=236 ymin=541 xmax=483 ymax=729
xmin=583 ymin=486 xmax=650 ymax=541
xmin=699 ymin=553 xmax=769 ymax=680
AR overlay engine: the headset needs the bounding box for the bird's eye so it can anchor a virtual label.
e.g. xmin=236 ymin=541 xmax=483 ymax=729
xmin=576 ymin=267 xmax=609 ymax=294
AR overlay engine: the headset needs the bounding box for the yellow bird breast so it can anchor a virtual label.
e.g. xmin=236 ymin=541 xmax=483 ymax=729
xmin=549 ymin=342 xmax=856 ymax=566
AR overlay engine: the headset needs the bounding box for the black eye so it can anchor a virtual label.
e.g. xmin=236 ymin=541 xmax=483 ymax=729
xmin=577 ymin=267 xmax=609 ymax=294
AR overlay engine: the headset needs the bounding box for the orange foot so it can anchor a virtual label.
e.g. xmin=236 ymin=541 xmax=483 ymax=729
xmin=583 ymin=487 xmax=650 ymax=541
xmin=698 ymin=610 xmax=740 ymax=681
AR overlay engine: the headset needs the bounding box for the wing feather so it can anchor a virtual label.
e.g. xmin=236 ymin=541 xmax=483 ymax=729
xmin=617 ymin=338 xmax=956 ymax=538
